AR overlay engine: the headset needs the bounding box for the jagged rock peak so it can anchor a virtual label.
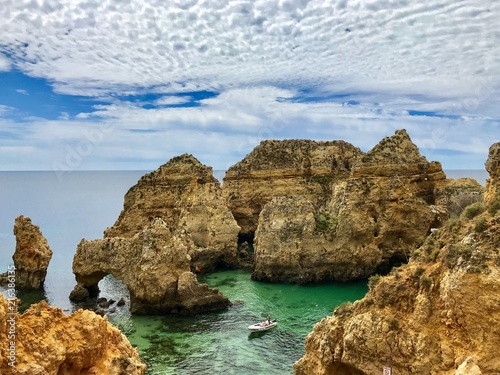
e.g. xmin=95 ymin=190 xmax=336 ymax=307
xmin=138 ymin=153 xmax=218 ymax=184
xmin=227 ymin=139 xmax=362 ymax=173
xmin=361 ymin=129 xmax=428 ymax=165
xmin=103 ymin=154 xmax=240 ymax=266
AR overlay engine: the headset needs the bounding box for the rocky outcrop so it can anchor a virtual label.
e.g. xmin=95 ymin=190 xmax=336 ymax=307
xmin=71 ymin=218 xmax=230 ymax=315
xmin=104 ymin=154 xmax=240 ymax=270
xmin=441 ymin=178 xmax=484 ymax=218
xmin=0 ymin=294 xmax=146 ymax=374
xmin=253 ymin=130 xmax=449 ymax=282
xmin=294 ymin=197 xmax=500 ymax=374
xmin=222 ymin=139 xmax=363 ymax=237
xmin=485 ymin=142 xmax=500 ymax=206
xmin=0 ymin=216 xmax=53 ymax=289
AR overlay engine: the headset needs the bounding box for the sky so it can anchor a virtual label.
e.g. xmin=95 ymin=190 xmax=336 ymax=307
xmin=0 ymin=0 xmax=499 ymax=172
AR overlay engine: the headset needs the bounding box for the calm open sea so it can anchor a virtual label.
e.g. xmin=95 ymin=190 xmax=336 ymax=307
xmin=0 ymin=170 xmax=487 ymax=374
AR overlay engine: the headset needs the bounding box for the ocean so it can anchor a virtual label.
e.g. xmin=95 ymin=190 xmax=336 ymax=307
xmin=0 ymin=169 xmax=488 ymax=374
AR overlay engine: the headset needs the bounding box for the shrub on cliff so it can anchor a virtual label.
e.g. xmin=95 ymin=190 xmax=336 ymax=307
xmin=462 ymin=202 xmax=485 ymax=220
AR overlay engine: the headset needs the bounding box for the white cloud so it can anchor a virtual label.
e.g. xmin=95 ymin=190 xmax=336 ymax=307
xmin=155 ymin=96 xmax=191 ymax=105
xmin=0 ymin=0 xmax=497 ymax=99
xmin=0 ymin=54 xmax=10 ymax=71
xmin=2 ymin=85 xmax=495 ymax=171
xmin=0 ymin=0 xmax=498 ymax=171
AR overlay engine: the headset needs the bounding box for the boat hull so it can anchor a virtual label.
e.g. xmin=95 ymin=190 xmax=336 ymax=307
xmin=248 ymin=321 xmax=278 ymax=332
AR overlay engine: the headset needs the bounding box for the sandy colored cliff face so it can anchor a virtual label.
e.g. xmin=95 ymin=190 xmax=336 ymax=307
xmin=72 ymin=218 xmax=230 ymax=314
xmin=0 ymin=294 xmax=146 ymax=375
xmin=70 ymin=154 xmax=237 ymax=315
xmin=11 ymin=215 xmax=52 ymax=289
xmin=294 ymin=187 xmax=500 ymax=374
xmin=104 ymin=154 xmax=240 ymax=270
xmin=253 ymin=130 xmax=450 ymax=283
xmin=222 ymin=139 xmax=363 ymax=236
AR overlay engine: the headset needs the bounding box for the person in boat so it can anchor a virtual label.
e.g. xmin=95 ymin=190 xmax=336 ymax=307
xmin=267 ymin=316 xmax=271 ymax=325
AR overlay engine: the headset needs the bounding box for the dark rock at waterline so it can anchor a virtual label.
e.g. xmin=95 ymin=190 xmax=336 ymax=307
xmin=69 ymin=283 xmax=90 ymax=301
xmin=96 ymin=297 xmax=107 ymax=304
xmin=98 ymin=300 xmax=110 ymax=308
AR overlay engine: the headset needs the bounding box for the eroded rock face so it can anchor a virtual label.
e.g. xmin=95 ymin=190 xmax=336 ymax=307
xmin=253 ymin=130 xmax=449 ymax=282
xmin=4 ymin=216 xmax=53 ymax=289
xmin=485 ymin=142 xmax=500 ymax=205
xmin=294 ymin=207 xmax=500 ymax=374
xmin=0 ymin=294 xmax=146 ymax=374
xmin=104 ymin=154 xmax=240 ymax=270
xmin=441 ymin=178 xmax=485 ymax=218
xmin=71 ymin=218 xmax=230 ymax=314
xmin=222 ymin=140 xmax=363 ymax=237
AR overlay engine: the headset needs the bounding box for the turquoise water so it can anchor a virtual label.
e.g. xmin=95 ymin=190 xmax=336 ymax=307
xmin=0 ymin=170 xmax=484 ymax=374
xmin=106 ymin=269 xmax=368 ymax=375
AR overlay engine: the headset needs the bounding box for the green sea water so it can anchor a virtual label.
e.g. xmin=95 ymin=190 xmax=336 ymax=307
xmin=108 ymin=269 xmax=368 ymax=375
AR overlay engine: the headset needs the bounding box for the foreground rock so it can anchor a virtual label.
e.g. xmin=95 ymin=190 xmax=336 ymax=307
xmin=0 ymin=216 xmax=52 ymax=289
xmin=222 ymin=139 xmax=363 ymax=238
xmin=294 ymin=183 xmax=500 ymax=374
xmin=71 ymin=218 xmax=230 ymax=314
xmin=104 ymin=154 xmax=240 ymax=270
xmin=0 ymin=294 xmax=146 ymax=374
xmin=253 ymin=130 xmax=449 ymax=282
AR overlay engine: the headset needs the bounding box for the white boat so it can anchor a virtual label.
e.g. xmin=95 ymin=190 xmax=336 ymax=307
xmin=248 ymin=320 xmax=278 ymax=332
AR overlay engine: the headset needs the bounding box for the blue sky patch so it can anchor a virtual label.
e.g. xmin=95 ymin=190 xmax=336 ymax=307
xmin=0 ymin=69 xmax=109 ymax=121
xmin=406 ymin=110 xmax=461 ymax=120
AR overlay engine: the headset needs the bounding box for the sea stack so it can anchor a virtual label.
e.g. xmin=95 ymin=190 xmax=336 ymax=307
xmin=222 ymin=139 xmax=362 ymax=242
xmin=252 ymin=130 xmax=448 ymax=283
xmin=1 ymin=215 xmax=53 ymax=289
xmin=71 ymin=154 xmax=236 ymax=314
xmin=104 ymin=154 xmax=240 ymax=271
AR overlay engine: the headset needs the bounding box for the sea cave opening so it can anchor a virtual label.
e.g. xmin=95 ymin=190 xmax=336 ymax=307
xmin=376 ymin=253 xmax=408 ymax=276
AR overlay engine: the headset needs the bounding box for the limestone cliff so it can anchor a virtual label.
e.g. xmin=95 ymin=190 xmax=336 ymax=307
xmin=222 ymin=139 xmax=363 ymax=237
xmin=0 ymin=216 xmax=52 ymax=289
xmin=71 ymin=218 xmax=230 ymax=314
xmin=104 ymin=154 xmax=240 ymax=270
xmin=485 ymin=142 xmax=500 ymax=206
xmin=0 ymin=294 xmax=146 ymax=374
xmin=253 ymin=130 xmax=449 ymax=282
xmin=294 ymin=196 xmax=500 ymax=374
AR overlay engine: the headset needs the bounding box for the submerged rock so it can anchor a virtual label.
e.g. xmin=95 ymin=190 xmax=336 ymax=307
xmin=294 ymin=170 xmax=500 ymax=374
xmin=0 ymin=215 xmax=53 ymax=289
xmin=104 ymin=154 xmax=240 ymax=271
xmin=253 ymin=130 xmax=449 ymax=282
xmin=71 ymin=218 xmax=230 ymax=315
xmin=0 ymin=294 xmax=146 ymax=374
